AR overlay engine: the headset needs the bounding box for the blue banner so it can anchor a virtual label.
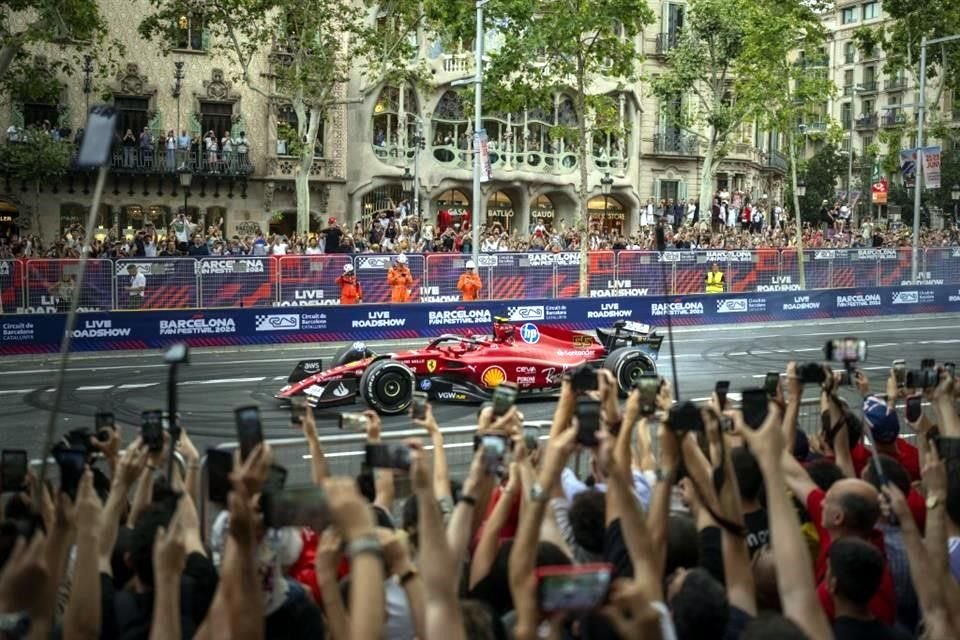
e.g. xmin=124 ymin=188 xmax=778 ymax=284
xmin=2 ymin=285 xmax=958 ymax=355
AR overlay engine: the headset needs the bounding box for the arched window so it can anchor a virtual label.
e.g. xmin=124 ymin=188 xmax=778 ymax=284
xmin=372 ymin=84 xmax=420 ymax=165
xmin=432 ymin=91 xmax=468 ymax=166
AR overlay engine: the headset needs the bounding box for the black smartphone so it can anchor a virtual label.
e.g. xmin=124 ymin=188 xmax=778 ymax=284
xmin=411 ymin=391 xmax=429 ymax=420
xmin=95 ymin=412 xmax=115 ymax=430
xmin=798 ymin=362 xmax=827 ymax=384
xmin=140 ymin=410 xmax=164 ymax=453
xmin=261 ymin=487 xmax=329 ymax=529
xmin=668 ymin=401 xmax=704 ymax=432
xmin=567 ymin=365 xmax=598 ymax=393
xmin=905 ymin=395 xmax=923 ymax=423
xmin=741 ymin=388 xmax=769 ymax=430
xmin=290 ymin=396 xmax=308 ymax=426
xmin=575 ymin=398 xmax=601 ymax=447
xmin=264 ymin=464 xmax=288 ymax=494
xmin=944 ymin=362 xmax=956 ymax=378
xmin=634 ymin=374 xmax=659 ymax=415
xmin=234 ymin=405 xmax=263 ymax=461
xmin=491 ymin=382 xmax=518 ymax=417
xmin=206 ymin=448 xmax=233 ymax=504
xmin=536 ymin=563 xmax=613 ymax=613
xmin=763 ymin=372 xmax=780 ymax=397
xmin=921 ymin=358 xmax=936 ymax=370
xmin=55 ymin=449 xmax=86 ymax=500
xmin=715 ymin=380 xmax=730 ymax=410
xmin=365 ymin=443 xmax=411 ymax=471
xmin=481 ymin=435 xmax=508 ymax=474
xmin=1 ymin=450 xmax=28 ymax=493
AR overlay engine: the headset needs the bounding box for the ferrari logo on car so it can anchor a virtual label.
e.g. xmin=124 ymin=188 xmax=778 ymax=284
xmin=427 ymin=359 xmax=437 ymax=373
xmin=481 ymin=366 xmax=508 ymax=388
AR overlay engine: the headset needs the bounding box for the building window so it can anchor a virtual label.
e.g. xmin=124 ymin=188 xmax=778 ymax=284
xmin=841 ymin=102 xmax=852 ymax=129
xmin=371 ymin=84 xmax=419 ymax=160
xmin=114 ymin=96 xmax=149 ymax=137
xmin=21 ymin=102 xmax=60 ymax=129
xmin=844 ymin=42 xmax=855 ymax=64
xmin=176 ymin=12 xmax=206 ymax=51
xmin=862 ymin=2 xmax=879 ymax=20
xmin=659 ymin=180 xmax=679 ymax=202
xmin=200 ymin=101 xmax=234 ymax=142
xmin=841 ymin=7 xmax=858 ymax=24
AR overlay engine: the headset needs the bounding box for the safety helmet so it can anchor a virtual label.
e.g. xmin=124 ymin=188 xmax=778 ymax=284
xmin=396 ymin=253 xmax=408 ymax=264
xmin=343 ymin=263 xmax=354 ymax=273
xmin=465 ymin=260 xmax=476 ymax=269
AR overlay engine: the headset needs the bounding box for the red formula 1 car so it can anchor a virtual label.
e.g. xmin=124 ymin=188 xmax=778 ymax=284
xmin=275 ymin=318 xmax=664 ymax=414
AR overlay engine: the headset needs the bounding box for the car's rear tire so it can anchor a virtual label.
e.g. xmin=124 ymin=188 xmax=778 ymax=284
xmin=360 ymin=360 xmax=415 ymax=415
xmin=603 ymin=347 xmax=656 ymax=395
xmin=331 ymin=341 xmax=373 ymax=368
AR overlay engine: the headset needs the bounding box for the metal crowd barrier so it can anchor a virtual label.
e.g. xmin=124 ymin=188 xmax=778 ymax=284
xmin=2 ymin=248 xmax=958 ymax=313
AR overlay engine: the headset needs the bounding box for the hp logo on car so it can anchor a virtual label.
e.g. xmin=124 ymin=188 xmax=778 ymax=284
xmin=519 ymin=323 xmax=540 ymax=344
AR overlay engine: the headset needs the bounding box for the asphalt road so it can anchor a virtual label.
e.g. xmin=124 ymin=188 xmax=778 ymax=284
xmin=2 ymin=313 xmax=959 ymax=459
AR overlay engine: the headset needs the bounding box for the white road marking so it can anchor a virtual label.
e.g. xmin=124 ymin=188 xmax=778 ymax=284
xmin=76 ymin=385 xmax=113 ymax=391
xmin=178 ymin=377 xmax=265 ymax=386
xmin=0 ymin=389 xmax=33 ymax=395
xmin=117 ymin=383 xmax=157 ymax=389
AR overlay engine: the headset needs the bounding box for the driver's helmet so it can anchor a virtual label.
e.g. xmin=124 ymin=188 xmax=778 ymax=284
xmin=493 ymin=321 xmax=515 ymax=342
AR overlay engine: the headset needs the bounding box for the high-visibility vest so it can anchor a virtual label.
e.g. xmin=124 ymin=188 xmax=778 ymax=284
xmin=706 ymin=271 xmax=725 ymax=293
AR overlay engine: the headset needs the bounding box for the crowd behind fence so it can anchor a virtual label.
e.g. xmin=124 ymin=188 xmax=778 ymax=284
xmin=2 ymin=247 xmax=958 ymax=313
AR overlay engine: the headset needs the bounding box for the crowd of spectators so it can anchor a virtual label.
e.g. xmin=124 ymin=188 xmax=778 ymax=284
xmin=1 ymin=358 xmax=959 ymax=640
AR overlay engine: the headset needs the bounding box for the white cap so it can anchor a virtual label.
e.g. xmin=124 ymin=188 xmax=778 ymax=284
xmin=465 ymin=260 xmax=476 ymax=269
xmin=343 ymin=263 xmax=353 ymax=273
xmin=840 ymin=205 xmax=849 ymax=213
xmin=396 ymin=253 xmax=408 ymax=264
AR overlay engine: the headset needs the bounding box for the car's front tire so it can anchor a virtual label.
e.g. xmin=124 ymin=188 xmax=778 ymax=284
xmin=603 ymin=347 xmax=657 ymax=395
xmin=360 ymin=360 xmax=415 ymax=415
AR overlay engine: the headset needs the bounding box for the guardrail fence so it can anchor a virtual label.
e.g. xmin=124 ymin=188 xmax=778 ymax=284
xmin=1 ymin=247 xmax=958 ymax=313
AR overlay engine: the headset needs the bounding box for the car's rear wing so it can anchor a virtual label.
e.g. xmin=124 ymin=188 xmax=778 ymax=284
xmin=596 ymin=320 xmax=664 ymax=353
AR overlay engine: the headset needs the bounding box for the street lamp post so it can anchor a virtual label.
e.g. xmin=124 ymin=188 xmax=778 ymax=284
xmin=82 ymin=55 xmax=94 ymax=114
xmin=952 ymin=183 xmax=960 ymax=227
xmin=178 ymin=168 xmax=192 ymax=219
xmin=401 ymin=167 xmax=414 ymax=204
xmin=913 ymin=34 xmax=960 ymax=281
xmin=410 ymin=118 xmax=424 ymax=219
xmin=796 ymin=175 xmax=807 ymax=289
xmin=600 ymin=172 xmax=613 ymax=232
xmin=471 ymin=0 xmax=488 ymax=266
xmin=173 ymin=62 xmax=185 ymax=136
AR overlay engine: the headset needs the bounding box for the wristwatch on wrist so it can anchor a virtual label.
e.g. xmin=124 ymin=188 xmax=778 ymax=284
xmin=529 ymin=481 xmax=548 ymax=503
xmin=347 ymin=534 xmax=383 ymax=560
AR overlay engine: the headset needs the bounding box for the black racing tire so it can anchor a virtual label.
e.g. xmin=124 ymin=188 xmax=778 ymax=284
xmin=603 ymin=347 xmax=657 ymax=395
xmin=331 ymin=341 xmax=374 ymax=368
xmin=359 ymin=359 xmax=415 ymax=415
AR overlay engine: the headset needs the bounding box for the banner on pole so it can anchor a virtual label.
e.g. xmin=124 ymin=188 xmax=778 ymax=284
xmin=871 ymin=177 xmax=888 ymax=204
xmin=899 ymin=149 xmax=917 ymax=188
xmin=923 ymin=145 xmax=941 ymax=189
xmin=475 ymin=130 xmax=493 ymax=183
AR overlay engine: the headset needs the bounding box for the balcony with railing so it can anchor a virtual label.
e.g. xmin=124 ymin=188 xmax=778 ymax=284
xmin=884 ymin=77 xmax=909 ymax=92
xmin=859 ymin=80 xmax=879 ymax=94
xmin=103 ymin=147 xmax=253 ymax=177
xmin=766 ymin=150 xmax=788 ymax=172
xmin=799 ymin=121 xmax=828 ymax=134
xmin=652 ymin=131 xmax=699 ymax=155
xmin=843 ymin=85 xmax=855 ymax=97
xmin=881 ymin=110 xmax=907 ymax=128
xmin=855 ymin=114 xmax=878 ymax=130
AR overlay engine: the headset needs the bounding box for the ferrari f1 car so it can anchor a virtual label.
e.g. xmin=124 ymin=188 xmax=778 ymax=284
xmin=275 ymin=318 xmax=664 ymax=415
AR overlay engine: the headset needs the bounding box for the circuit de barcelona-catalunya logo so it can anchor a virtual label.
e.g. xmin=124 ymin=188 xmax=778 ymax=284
xmin=255 ymin=314 xmax=301 ymax=331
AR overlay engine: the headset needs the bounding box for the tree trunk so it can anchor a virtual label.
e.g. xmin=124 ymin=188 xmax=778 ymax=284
xmin=787 ymin=130 xmax=806 ymax=289
xmin=698 ymin=128 xmax=717 ymax=221
xmin=292 ymin=97 xmax=324 ymax=236
xmin=0 ymin=44 xmax=18 ymax=82
xmin=577 ymin=66 xmax=590 ymax=297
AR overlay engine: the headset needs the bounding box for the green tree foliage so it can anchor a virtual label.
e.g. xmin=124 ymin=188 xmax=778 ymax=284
xmin=0 ymin=127 xmax=73 ymax=236
xmin=140 ymin=0 xmax=421 ymax=234
xmin=882 ymin=0 xmax=960 ymax=96
xmin=786 ymin=143 xmax=847 ymax=223
xmin=0 ymin=1 xmax=120 ymax=101
xmin=652 ymin=0 xmax=831 ymax=217
xmin=430 ymin=0 xmax=655 ymax=294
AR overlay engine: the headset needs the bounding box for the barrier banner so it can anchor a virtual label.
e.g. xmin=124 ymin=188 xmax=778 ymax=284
xmin=353 ymin=254 xmax=425 ymax=303
xmin=613 ymin=252 xmax=669 ymax=296
xmin=0 ymin=260 xmax=24 ymax=313
xmin=423 ymin=254 xmax=476 ymax=302
xmin=24 ymin=259 xmax=113 ymax=313
xmin=921 ymin=248 xmax=960 ymax=286
xmin=199 ymin=257 xmax=277 ymax=308
xmin=115 ymin=258 xmax=197 ymax=310
xmin=277 ymin=255 xmax=351 ymax=306
xmin=3 ymin=284 xmax=958 ymax=355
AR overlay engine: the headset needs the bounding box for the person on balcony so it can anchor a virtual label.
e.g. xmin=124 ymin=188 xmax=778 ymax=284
xmin=177 ymin=129 xmax=191 ymax=169
xmin=122 ymin=129 xmax=137 ymax=168
xmin=457 ymin=260 xmax=482 ymax=301
xmin=336 ymin=263 xmax=362 ymax=304
xmin=165 ymin=130 xmax=176 ymax=171
xmin=388 ymin=253 xmax=413 ymax=303
xmin=705 ymin=262 xmax=725 ymax=293
xmin=139 ymin=127 xmax=153 ymax=168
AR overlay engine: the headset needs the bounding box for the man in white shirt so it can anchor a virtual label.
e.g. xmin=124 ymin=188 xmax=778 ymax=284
xmin=126 ymin=264 xmax=146 ymax=309
xmin=271 ymin=235 xmax=289 ymax=255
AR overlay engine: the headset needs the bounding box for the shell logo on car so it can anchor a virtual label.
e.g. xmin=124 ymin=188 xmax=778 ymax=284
xmin=481 ymin=365 xmax=508 ymax=388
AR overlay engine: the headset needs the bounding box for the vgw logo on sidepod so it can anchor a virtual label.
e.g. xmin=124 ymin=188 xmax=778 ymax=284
xmin=519 ymin=323 xmax=541 ymax=344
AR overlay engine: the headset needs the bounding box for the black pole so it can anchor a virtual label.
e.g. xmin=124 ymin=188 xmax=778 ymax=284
xmin=165 ymin=361 xmax=180 ymax=482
